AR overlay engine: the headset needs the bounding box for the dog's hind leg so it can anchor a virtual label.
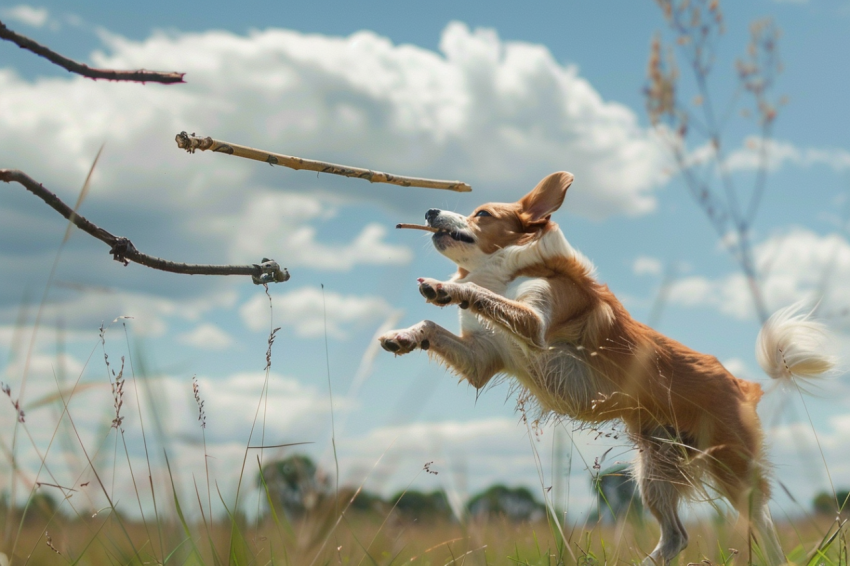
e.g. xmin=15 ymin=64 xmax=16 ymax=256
xmin=708 ymin=409 xmax=785 ymax=566
xmin=379 ymin=320 xmax=504 ymax=388
xmin=635 ymin=431 xmax=690 ymax=566
xmin=711 ymin=446 xmax=784 ymax=566
xmin=747 ymin=489 xmax=784 ymax=566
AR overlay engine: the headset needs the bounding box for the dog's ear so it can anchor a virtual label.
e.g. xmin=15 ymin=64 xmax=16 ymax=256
xmin=519 ymin=171 xmax=574 ymax=226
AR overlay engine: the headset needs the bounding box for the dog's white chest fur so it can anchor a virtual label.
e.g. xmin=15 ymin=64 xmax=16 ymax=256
xmin=458 ymin=275 xmax=543 ymax=351
xmin=458 ymin=275 xmax=597 ymax=417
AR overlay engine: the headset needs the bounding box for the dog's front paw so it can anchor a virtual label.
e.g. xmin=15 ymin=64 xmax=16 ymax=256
xmin=379 ymin=325 xmax=430 ymax=355
xmin=417 ymin=278 xmax=469 ymax=308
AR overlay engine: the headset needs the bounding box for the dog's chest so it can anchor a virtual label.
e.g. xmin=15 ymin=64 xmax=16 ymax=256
xmin=459 ymin=276 xmax=599 ymax=417
xmin=459 ymin=276 xmax=548 ymax=363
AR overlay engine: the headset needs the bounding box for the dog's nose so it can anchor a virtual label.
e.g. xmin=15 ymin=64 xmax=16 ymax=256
xmin=425 ymin=209 xmax=440 ymax=223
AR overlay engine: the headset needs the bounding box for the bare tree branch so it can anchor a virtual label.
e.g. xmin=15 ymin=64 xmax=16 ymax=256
xmin=175 ymin=131 xmax=473 ymax=192
xmin=0 ymin=169 xmax=289 ymax=284
xmin=0 ymin=19 xmax=185 ymax=84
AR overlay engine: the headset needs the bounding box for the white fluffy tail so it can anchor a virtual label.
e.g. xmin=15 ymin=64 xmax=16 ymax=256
xmin=756 ymin=303 xmax=837 ymax=382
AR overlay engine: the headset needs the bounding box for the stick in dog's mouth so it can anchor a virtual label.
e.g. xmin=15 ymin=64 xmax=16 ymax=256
xmin=396 ymin=223 xmax=440 ymax=233
xmin=396 ymin=223 xmax=476 ymax=243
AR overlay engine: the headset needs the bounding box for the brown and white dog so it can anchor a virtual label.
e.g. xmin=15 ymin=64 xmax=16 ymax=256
xmin=379 ymin=171 xmax=836 ymax=565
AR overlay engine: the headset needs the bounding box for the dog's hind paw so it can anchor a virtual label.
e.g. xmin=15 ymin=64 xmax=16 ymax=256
xmin=379 ymin=327 xmax=429 ymax=355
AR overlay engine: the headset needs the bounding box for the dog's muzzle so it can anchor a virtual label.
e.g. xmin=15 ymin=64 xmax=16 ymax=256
xmin=425 ymin=209 xmax=475 ymax=244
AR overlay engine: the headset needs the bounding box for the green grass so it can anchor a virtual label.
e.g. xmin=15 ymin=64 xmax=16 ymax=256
xmin=3 ymin=502 xmax=847 ymax=565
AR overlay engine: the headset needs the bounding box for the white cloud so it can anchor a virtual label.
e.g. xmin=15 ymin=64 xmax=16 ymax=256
xmin=1 ymin=5 xmax=49 ymax=28
xmin=8 ymin=21 xmax=664 ymax=215
xmin=764 ymin=405 xmax=850 ymax=508
xmin=633 ymin=255 xmax=663 ymax=276
xmin=0 ymin=364 xmax=337 ymax=515
xmin=0 ymin=288 xmax=239 ymax=337
xmin=178 ymin=322 xmax=234 ymax=349
xmin=198 ymin=371 xmax=335 ymax=435
xmin=223 ymin=191 xmax=412 ymax=269
xmin=726 ymin=137 xmax=850 ymax=173
xmin=669 ymin=228 xmax=850 ymax=322
xmin=240 ymin=286 xmax=394 ymax=339
xmin=335 ymin=417 xmax=621 ymax=509
xmin=721 ymin=357 xmax=752 ymax=379
xmin=0 ymin=20 xmax=671 ymax=326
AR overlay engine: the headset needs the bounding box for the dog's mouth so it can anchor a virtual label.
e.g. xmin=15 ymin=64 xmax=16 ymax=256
xmin=432 ymin=228 xmax=475 ymax=244
xmin=396 ymin=223 xmax=475 ymax=244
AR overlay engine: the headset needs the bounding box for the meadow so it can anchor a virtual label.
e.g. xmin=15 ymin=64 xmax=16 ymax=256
xmin=0 ymin=315 xmax=846 ymax=566
xmin=2 ymin=1 xmax=849 ymax=564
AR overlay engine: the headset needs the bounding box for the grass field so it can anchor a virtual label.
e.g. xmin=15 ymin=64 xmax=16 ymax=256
xmin=3 ymin=497 xmax=846 ymax=565
xmin=0 ymin=296 xmax=847 ymax=566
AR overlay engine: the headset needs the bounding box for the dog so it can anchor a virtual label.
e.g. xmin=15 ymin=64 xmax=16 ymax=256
xmin=379 ymin=171 xmax=836 ymax=565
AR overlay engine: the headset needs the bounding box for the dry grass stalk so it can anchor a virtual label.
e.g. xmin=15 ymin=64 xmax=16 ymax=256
xmin=0 ymin=19 xmax=185 ymax=84
xmin=108 ymin=355 xmax=125 ymax=430
xmin=44 ymin=531 xmax=60 ymax=554
xmin=1 ymin=382 xmax=25 ymax=423
xmin=175 ymin=131 xmax=472 ymax=192
xmin=192 ymin=376 xmax=206 ymax=430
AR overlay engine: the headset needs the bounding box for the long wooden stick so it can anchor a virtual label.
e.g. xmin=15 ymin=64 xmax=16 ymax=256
xmin=0 ymin=169 xmax=288 ymax=284
xmin=174 ymin=131 xmax=472 ymax=192
xmin=0 ymin=19 xmax=185 ymax=84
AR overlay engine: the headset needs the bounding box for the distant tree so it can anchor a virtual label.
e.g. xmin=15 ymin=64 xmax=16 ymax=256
xmin=391 ymin=489 xmax=453 ymax=522
xmin=593 ymin=464 xmax=642 ymax=522
xmin=259 ymin=454 xmax=330 ymax=519
xmin=467 ymin=485 xmax=544 ymax=522
xmin=813 ymin=490 xmax=850 ymax=517
xmin=337 ymin=486 xmax=387 ymax=515
xmin=0 ymin=490 xmax=59 ymax=524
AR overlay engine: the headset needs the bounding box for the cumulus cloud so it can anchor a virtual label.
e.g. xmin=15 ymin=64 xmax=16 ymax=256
xmin=668 ymin=228 xmax=850 ymax=322
xmin=240 ymin=286 xmax=395 ymax=339
xmin=0 ymin=20 xmax=670 ymax=336
xmin=1 ymin=4 xmax=49 ymax=28
xmin=178 ymin=322 xmax=234 ymax=349
xmin=0 ymin=19 xmax=663 ymax=334
xmin=222 ymin=191 xmax=412 ymax=269
xmin=633 ymin=255 xmax=663 ymax=276
xmin=765 ymin=405 xmax=850 ymax=507
xmin=725 ymin=137 xmax=850 ymax=173
xmin=0 ymin=286 xmax=239 ymax=336
xmin=4 ymin=21 xmax=666 ymax=214
xmin=721 ymin=357 xmax=752 ymax=379
xmin=0 ymin=363 xmax=337 ymax=514
xmin=335 ymin=417 xmax=619 ymax=509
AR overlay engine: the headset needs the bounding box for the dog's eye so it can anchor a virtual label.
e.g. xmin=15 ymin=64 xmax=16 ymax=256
xmin=475 ymin=210 xmax=492 ymax=218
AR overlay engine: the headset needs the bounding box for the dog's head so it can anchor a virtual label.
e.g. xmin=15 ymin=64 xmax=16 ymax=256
xmin=426 ymin=171 xmax=574 ymax=272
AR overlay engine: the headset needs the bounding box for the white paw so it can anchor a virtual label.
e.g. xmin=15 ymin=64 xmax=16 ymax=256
xmin=379 ymin=326 xmax=430 ymax=355
xmin=418 ymin=278 xmax=469 ymax=309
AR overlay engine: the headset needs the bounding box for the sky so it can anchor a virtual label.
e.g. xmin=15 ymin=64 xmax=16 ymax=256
xmin=1 ymin=0 xmax=849 ymax=526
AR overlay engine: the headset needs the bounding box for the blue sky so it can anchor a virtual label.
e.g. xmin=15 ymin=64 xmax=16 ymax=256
xmin=1 ymin=0 xmax=849 ymax=523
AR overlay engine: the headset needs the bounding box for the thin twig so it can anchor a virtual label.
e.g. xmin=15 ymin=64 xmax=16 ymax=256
xmin=0 ymin=169 xmax=289 ymax=284
xmin=396 ymin=223 xmax=440 ymax=233
xmin=0 ymin=19 xmax=185 ymax=84
xmin=175 ymin=131 xmax=472 ymax=192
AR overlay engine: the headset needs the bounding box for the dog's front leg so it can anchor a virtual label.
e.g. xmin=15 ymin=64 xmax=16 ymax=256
xmin=379 ymin=320 xmax=504 ymax=389
xmin=418 ymin=278 xmax=546 ymax=348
